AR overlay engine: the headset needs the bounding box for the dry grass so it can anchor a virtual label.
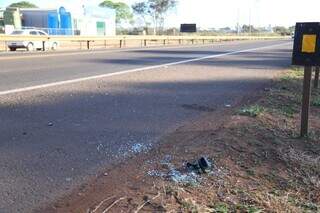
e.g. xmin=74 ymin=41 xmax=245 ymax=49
xmin=280 ymin=148 xmax=320 ymax=188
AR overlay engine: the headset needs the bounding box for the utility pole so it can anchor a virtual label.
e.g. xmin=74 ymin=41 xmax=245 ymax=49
xmin=249 ymin=8 xmax=252 ymax=35
xmin=236 ymin=8 xmax=240 ymax=35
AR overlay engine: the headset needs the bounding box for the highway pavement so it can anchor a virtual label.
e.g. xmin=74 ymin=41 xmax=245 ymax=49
xmin=0 ymin=40 xmax=292 ymax=212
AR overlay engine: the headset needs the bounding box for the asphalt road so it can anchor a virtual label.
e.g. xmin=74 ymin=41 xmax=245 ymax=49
xmin=0 ymin=40 xmax=292 ymax=212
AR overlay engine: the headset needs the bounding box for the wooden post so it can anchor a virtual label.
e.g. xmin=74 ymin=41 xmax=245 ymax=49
xmin=163 ymin=39 xmax=166 ymax=45
xmin=42 ymin=41 xmax=45 ymax=51
xmin=314 ymin=67 xmax=319 ymax=89
xmin=144 ymin=39 xmax=147 ymax=47
xmin=120 ymin=40 xmax=122 ymax=48
xmin=300 ymin=66 xmax=313 ymax=137
xmin=87 ymin=41 xmax=90 ymax=50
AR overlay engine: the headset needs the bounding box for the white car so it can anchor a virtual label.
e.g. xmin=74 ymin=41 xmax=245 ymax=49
xmin=7 ymin=29 xmax=59 ymax=51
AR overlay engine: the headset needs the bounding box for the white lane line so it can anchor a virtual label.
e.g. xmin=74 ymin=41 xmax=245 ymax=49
xmin=0 ymin=42 xmax=291 ymax=96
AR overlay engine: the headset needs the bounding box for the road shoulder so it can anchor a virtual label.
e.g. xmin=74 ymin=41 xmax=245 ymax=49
xmin=38 ymin=67 xmax=320 ymax=213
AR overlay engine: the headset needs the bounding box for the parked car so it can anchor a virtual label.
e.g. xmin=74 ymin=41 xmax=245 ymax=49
xmin=7 ymin=29 xmax=59 ymax=51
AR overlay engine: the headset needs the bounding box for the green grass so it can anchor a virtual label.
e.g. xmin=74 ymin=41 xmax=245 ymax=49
xmin=236 ymin=204 xmax=263 ymax=213
xmin=181 ymin=200 xmax=198 ymax=212
xmin=213 ymin=203 xmax=229 ymax=213
xmin=280 ymin=105 xmax=297 ymax=117
xmin=239 ymin=105 xmax=264 ymax=117
xmin=312 ymin=97 xmax=320 ymax=107
xmin=246 ymin=168 xmax=256 ymax=176
xmin=280 ymin=67 xmax=304 ymax=81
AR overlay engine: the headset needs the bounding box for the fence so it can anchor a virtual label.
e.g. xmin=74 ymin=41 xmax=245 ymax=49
xmin=0 ymin=35 xmax=288 ymax=51
xmin=19 ymin=26 xmax=77 ymax=35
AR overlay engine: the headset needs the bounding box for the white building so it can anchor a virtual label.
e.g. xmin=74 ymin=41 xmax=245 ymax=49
xmin=71 ymin=5 xmax=116 ymax=36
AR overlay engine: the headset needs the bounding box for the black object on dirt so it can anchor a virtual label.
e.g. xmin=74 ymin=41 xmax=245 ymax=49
xmin=186 ymin=162 xmax=201 ymax=172
xmin=186 ymin=157 xmax=212 ymax=174
xmin=198 ymin=157 xmax=211 ymax=173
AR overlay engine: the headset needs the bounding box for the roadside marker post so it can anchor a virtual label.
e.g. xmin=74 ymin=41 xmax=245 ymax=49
xmin=301 ymin=66 xmax=312 ymax=136
xmin=315 ymin=67 xmax=319 ymax=88
xmin=292 ymin=22 xmax=320 ymax=137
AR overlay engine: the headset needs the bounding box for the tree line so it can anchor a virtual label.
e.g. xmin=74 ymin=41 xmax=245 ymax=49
xmin=6 ymin=0 xmax=177 ymax=35
xmin=100 ymin=0 xmax=177 ymax=35
xmin=6 ymin=1 xmax=295 ymax=36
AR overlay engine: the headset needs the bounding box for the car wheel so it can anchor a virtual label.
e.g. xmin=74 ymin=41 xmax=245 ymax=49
xmin=51 ymin=42 xmax=58 ymax=51
xmin=9 ymin=47 xmax=16 ymax=51
xmin=26 ymin=43 xmax=34 ymax=51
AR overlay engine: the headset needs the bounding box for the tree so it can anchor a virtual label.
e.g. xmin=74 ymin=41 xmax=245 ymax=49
xmin=99 ymin=0 xmax=133 ymax=25
xmin=8 ymin=1 xmax=37 ymax=8
xmin=273 ymin=26 xmax=290 ymax=36
xmin=241 ymin=25 xmax=257 ymax=33
xmin=148 ymin=0 xmax=177 ymax=34
xmin=132 ymin=2 xmax=150 ymax=34
xmin=132 ymin=0 xmax=177 ymax=35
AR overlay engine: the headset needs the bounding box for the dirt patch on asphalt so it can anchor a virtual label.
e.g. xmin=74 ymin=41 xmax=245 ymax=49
xmin=40 ymin=68 xmax=320 ymax=213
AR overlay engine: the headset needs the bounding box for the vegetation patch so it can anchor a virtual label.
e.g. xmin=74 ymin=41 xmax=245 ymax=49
xmin=312 ymin=97 xmax=320 ymax=107
xmin=239 ymin=105 xmax=264 ymax=117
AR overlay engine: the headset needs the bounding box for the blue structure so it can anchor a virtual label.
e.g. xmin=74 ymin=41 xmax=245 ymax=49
xmin=20 ymin=7 xmax=73 ymax=35
xmin=59 ymin=7 xmax=72 ymax=35
xmin=18 ymin=6 xmax=116 ymax=36
xmin=47 ymin=12 xmax=59 ymax=35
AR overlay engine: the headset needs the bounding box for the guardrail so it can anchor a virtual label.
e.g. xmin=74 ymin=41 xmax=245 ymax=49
xmin=0 ymin=35 xmax=288 ymax=51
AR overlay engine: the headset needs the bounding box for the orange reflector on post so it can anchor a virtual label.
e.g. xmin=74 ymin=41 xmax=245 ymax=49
xmin=302 ymin=34 xmax=317 ymax=53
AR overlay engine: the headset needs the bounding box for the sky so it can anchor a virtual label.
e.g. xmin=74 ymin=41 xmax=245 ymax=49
xmin=1 ymin=0 xmax=320 ymax=29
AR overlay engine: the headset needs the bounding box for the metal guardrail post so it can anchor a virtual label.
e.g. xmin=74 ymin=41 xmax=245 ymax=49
xmin=0 ymin=35 xmax=287 ymax=52
xmin=87 ymin=41 xmax=90 ymax=50
xmin=314 ymin=67 xmax=319 ymax=89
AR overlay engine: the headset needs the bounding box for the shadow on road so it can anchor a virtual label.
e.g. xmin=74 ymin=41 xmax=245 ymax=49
xmin=89 ymin=50 xmax=292 ymax=70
